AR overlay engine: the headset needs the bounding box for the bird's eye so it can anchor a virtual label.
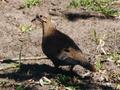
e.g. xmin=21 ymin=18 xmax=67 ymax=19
xmin=40 ymin=15 xmax=42 ymax=18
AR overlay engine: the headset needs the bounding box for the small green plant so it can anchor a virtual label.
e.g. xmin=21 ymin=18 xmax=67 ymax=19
xmin=16 ymin=85 xmax=24 ymax=90
xmin=57 ymin=74 xmax=79 ymax=89
xmin=20 ymin=24 xmax=32 ymax=33
xmin=107 ymin=52 xmax=120 ymax=61
xmin=117 ymin=83 xmax=120 ymax=90
xmin=111 ymin=52 xmax=120 ymax=61
xmin=68 ymin=0 xmax=118 ymax=17
xmin=24 ymin=0 xmax=41 ymax=8
xmin=57 ymin=74 xmax=70 ymax=85
xmin=95 ymin=56 xmax=103 ymax=71
xmin=92 ymin=29 xmax=99 ymax=45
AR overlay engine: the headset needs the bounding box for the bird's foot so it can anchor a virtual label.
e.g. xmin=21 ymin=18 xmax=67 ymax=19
xmin=54 ymin=65 xmax=61 ymax=70
xmin=69 ymin=65 xmax=74 ymax=72
xmin=81 ymin=71 xmax=91 ymax=78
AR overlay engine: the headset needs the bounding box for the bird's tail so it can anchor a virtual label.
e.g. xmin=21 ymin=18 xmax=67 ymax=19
xmin=79 ymin=60 xmax=96 ymax=72
xmin=75 ymin=53 xmax=96 ymax=72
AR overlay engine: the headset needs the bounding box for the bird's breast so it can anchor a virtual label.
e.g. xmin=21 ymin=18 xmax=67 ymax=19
xmin=42 ymin=38 xmax=62 ymax=56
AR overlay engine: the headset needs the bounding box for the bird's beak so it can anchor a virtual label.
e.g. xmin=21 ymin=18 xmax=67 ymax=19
xmin=31 ymin=15 xmax=40 ymax=22
xmin=31 ymin=17 xmax=36 ymax=22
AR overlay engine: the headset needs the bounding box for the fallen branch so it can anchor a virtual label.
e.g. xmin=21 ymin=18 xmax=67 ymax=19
xmin=0 ymin=56 xmax=48 ymax=62
xmin=0 ymin=56 xmax=48 ymax=71
xmin=0 ymin=64 xmax=19 ymax=71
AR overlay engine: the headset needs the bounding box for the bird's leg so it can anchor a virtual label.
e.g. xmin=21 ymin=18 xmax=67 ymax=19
xmin=69 ymin=65 xmax=74 ymax=72
xmin=81 ymin=70 xmax=91 ymax=78
xmin=54 ymin=64 xmax=60 ymax=68
xmin=53 ymin=62 xmax=60 ymax=69
xmin=53 ymin=63 xmax=61 ymax=72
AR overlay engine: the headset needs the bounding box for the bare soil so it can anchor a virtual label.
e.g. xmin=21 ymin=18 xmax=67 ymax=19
xmin=0 ymin=0 xmax=120 ymax=90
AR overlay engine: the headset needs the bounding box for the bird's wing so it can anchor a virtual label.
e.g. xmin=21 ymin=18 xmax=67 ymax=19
xmin=57 ymin=47 xmax=85 ymax=65
xmin=57 ymin=47 xmax=96 ymax=71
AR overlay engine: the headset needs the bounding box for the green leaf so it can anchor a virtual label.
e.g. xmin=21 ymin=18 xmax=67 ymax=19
xmin=68 ymin=0 xmax=118 ymax=16
xmin=95 ymin=56 xmax=102 ymax=71
xmin=16 ymin=85 xmax=23 ymax=90
xmin=24 ymin=0 xmax=41 ymax=8
xmin=117 ymin=84 xmax=120 ymax=90
xmin=20 ymin=24 xmax=32 ymax=33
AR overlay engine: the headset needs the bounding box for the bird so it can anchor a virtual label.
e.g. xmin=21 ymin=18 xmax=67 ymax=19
xmin=31 ymin=14 xmax=96 ymax=72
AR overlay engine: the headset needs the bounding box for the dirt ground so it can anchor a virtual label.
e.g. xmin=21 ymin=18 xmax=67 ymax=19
xmin=0 ymin=0 xmax=120 ymax=90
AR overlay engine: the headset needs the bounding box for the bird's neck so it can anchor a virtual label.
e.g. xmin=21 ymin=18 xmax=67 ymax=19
xmin=42 ymin=22 xmax=55 ymax=38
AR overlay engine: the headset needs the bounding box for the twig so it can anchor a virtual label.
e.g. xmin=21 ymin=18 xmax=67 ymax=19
xmin=0 ymin=78 xmax=17 ymax=84
xmin=0 ymin=56 xmax=48 ymax=62
xmin=0 ymin=56 xmax=48 ymax=71
xmin=0 ymin=64 xmax=19 ymax=71
xmin=19 ymin=44 xmax=23 ymax=64
xmin=113 ymin=29 xmax=117 ymax=53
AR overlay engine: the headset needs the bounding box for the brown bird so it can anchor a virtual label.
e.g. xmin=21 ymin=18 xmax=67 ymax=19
xmin=32 ymin=14 xmax=96 ymax=72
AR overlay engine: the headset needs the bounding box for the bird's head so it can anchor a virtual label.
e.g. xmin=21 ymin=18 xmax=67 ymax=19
xmin=31 ymin=13 xmax=55 ymax=37
xmin=31 ymin=14 xmax=51 ymax=24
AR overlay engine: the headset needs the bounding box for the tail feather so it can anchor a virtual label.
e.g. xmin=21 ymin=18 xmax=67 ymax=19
xmin=80 ymin=61 xmax=96 ymax=72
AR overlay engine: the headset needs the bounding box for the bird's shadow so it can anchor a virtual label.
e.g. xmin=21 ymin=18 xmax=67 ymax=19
xmin=64 ymin=12 xmax=116 ymax=21
xmin=0 ymin=63 xmax=85 ymax=81
xmin=0 ymin=61 xmax=115 ymax=90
